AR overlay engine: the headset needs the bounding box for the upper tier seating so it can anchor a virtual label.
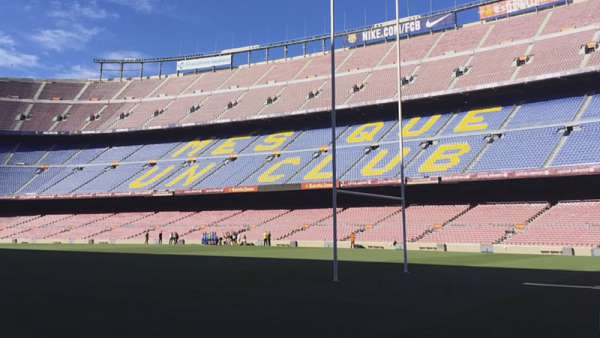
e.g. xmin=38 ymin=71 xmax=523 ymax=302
xmin=0 ymin=0 xmax=598 ymax=133
xmin=38 ymin=82 xmax=85 ymax=101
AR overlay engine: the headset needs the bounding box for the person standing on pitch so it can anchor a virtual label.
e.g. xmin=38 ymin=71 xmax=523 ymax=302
xmin=158 ymin=231 xmax=163 ymax=245
xmin=267 ymin=231 xmax=272 ymax=247
xmin=144 ymin=230 xmax=149 ymax=245
xmin=263 ymin=231 xmax=268 ymax=246
xmin=350 ymin=232 xmax=356 ymax=249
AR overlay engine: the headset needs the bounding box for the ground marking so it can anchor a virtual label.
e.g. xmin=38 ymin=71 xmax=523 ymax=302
xmin=523 ymin=282 xmax=600 ymax=290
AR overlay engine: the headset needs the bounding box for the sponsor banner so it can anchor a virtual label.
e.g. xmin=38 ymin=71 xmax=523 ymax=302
xmin=176 ymin=54 xmax=231 ymax=72
xmin=301 ymin=182 xmax=334 ymax=190
xmin=479 ymin=0 xmax=567 ymax=20
xmin=346 ymin=13 xmax=455 ymax=45
xmin=201 ymin=188 xmax=226 ymax=194
xmin=341 ymin=178 xmax=403 ymax=188
xmin=224 ymin=186 xmax=258 ymax=194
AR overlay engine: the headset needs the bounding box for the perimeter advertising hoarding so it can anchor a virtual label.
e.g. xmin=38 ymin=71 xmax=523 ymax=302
xmin=479 ymin=0 xmax=568 ymax=20
xmin=176 ymin=54 xmax=231 ymax=72
xmin=346 ymin=13 xmax=456 ymax=45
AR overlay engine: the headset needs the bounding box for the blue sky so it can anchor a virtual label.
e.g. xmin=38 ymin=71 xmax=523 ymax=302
xmin=0 ymin=0 xmax=478 ymax=80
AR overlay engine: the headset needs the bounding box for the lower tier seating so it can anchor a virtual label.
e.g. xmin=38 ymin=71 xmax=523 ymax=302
xmin=2 ymin=201 xmax=597 ymax=247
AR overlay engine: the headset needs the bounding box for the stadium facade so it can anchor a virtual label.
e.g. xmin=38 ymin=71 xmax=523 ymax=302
xmin=1 ymin=0 xmax=600 ymax=256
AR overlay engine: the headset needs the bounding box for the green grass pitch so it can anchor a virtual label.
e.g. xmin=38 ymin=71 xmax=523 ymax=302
xmin=1 ymin=244 xmax=598 ymax=337
xmin=1 ymin=243 xmax=598 ymax=271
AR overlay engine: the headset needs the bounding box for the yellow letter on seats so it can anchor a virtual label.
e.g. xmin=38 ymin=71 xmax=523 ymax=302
xmin=258 ymin=157 xmax=301 ymax=184
xmin=254 ymin=132 xmax=294 ymax=152
xmin=129 ymin=165 xmax=176 ymax=189
xmin=453 ymin=107 xmax=502 ymax=133
xmin=402 ymin=115 xmax=442 ymax=138
xmin=211 ymin=136 xmax=252 ymax=155
xmin=419 ymin=144 xmax=471 ymax=174
xmin=165 ymin=163 xmax=216 ymax=188
xmin=304 ymin=155 xmax=332 ymax=181
xmin=171 ymin=140 xmax=213 ymax=159
xmin=361 ymin=148 xmax=411 ymax=177
xmin=346 ymin=122 xmax=384 ymax=144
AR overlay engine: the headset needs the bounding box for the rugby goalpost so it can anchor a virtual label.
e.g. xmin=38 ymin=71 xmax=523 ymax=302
xmin=329 ymin=0 xmax=409 ymax=282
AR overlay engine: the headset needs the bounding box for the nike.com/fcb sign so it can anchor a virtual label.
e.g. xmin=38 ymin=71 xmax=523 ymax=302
xmin=346 ymin=13 xmax=455 ymax=45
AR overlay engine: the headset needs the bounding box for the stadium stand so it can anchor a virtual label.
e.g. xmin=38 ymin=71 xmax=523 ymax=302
xmin=1 ymin=0 xmax=600 ymax=254
xmin=505 ymin=201 xmax=600 ymax=247
xmin=0 ymin=1 xmax=598 ymax=133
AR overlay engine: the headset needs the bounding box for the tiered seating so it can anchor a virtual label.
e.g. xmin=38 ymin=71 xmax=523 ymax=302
xmin=20 ymin=103 xmax=68 ymax=131
xmin=339 ymin=42 xmax=391 ymax=71
xmin=38 ymin=82 xmax=84 ymax=100
xmin=155 ymin=75 xmax=198 ymax=96
xmin=117 ymin=78 xmax=164 ymax=99
xmin=454 ymin=45 xmax=528 ymax=88
xmin=287 ymin=207 xmax=397 ymax=242
xmin=98 ymin=211 xmax=193 ymax=241
xmin=18 ymin=213 xmax=110 ymax=241
xmin=258 ymin=58 xmax=310 ymax=84
xmin=482 ymin=11 xmax=547 ymax=47
xmin=541 ymin=0 xmax=600 ymax=34
xmin=54 ymin=104 xmax=105 ymax=132
xmin=184 ymin=209 xmax=287 ymax=242
xmin=302 ymin=73 xmax=369 ymax=110
xmin=145 ymin=96 xmax=204 ymax=127
xmin=296 ymin=50 xmax=352 ymax=79
xmin=89 ymin=102 xmax=137 ymax=130
xmin=405 ymin=56 xmax=469 ymax=95
xmin=382 ymin=34 xmax=439 ymax=64
xmin=357 ymin=205 xmax=470 ymax=243
xmin=507 ymin=96 xmax=583 ymax=128
xmin=258 ymin=79 xmax=326 ymax=116
xmin=0 ymin=81 xmax=41 ymax=99
xmin=552 ymin=122 xmax=600 ymax=166
xmin=419 ymin=203 xmax=547 ymax=244
xmin=243 ymin=208 xmax=332 ymax=241
xmin=0 ymin=101 xmax=28 ymax=130
xmin=449 ymin=203 xmax=548 ymax=226
xmin=345 ymin=67 xmax=404 ymax=105
xmin=422 ymin=225 xmax=513 ymax=244
xmin=180 ymin=91 xmax=243 ymax=124
xmin=430 ymin=23 xmax=490 ymax=57
xmin=220 ymin=64 xmax=272 ymax=88
xmin=0 ymin=167 xmax=37 ymax=195
xmin=516 ymin=30 xmax=593 ymax=79
xmin=0 ymin=2 xmax=597 ymax=134
xmin=184 ymin=71 xmax=232 ymax=94
xmin=125 ymin=212 xmax=197 ymax=239
xmin=78 ymin=81 xmax=125 ymax=100
xmin=506 ymin=201 xmax=600 ymax=246
xmin=471 ymin=128 xmax=561 ymax=171
xmin=163 ymin=210 xmax=239 ymax=241
xmin=67 ymin=212 xmax=153 ymax=242
xmin=112 ymin=100 xmax=171 ymax=129
xmin=506 ymin=224 xmax=600 ymax=247
xmin=0 ymin=215 xmax=40 ymax=232
xmin=0 ymin=214 xmax=73 ymax=240
xmin=218 ymin=86 xmax=282 ymax=120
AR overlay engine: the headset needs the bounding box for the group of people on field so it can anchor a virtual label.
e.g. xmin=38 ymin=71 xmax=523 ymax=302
xmin=143 ymin=230 xmax=181 ymax=245
xmin=202 ymin=231 xmax=247 ymax=246
xmin=263 ymin=230 xmax=272 ymax=246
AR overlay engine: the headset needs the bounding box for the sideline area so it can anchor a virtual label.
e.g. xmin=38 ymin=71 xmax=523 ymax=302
xmin=1 ymin=243 xmax=598 ymax=271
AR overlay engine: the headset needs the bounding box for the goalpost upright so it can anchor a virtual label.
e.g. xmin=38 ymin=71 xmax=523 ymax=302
xmin=330 ymin=0 xmax=409 ymax=282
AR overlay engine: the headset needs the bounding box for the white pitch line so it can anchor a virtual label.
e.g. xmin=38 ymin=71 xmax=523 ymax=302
xmin=523 ymin=282 xmax=600 ymax=290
